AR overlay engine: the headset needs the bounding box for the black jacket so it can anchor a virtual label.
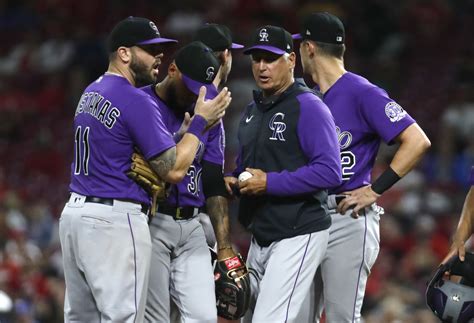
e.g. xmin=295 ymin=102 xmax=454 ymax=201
xmin=237 ymin=81 xmax=341 ymax=247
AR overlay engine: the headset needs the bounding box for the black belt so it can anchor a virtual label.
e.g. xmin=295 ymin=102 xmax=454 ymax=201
xmin=83 ymin=196 xmax=149 ymax=215
xmin=157 ymin=204 xmax=203 ymax=220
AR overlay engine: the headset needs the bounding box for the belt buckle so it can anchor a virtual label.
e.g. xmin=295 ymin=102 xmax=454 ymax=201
xmin=175 ymin=207 xmax=184 ymax=220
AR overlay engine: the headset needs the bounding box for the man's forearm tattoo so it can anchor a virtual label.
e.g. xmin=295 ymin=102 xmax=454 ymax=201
xmin=150 ymin=146 xmax=177 ymax=179
xmin=206 ymin=195 xmax=232 ymax=249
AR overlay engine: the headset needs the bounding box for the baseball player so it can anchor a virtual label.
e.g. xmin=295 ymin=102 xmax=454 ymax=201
xmin=140 ymin=41 xmax=240 ymax=323
xmin=294 ymin=12 xmax=431 ymax=322
xmin=193 ymin=23 xmax=243 ymax=253
xmin=441 ymin=166 xmax=474 ymax=264
xmin=194 ymin=24 xmax=248 ymax=323
xmin=59 ymin=17 xmax=230 ymax=323
xmin=194 ymin=23 xmax=244 ymax=87
xmin=224 ymin=26 xmax=342 ymax=322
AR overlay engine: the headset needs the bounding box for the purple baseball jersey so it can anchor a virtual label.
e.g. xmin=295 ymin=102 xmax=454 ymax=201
xmin=69 ymin=74 xmax=175 ymax=204
xmin=141 ymin=85 xmax=225 ymax=207
xmin=322 ymin=72 xmax=416 ymax=194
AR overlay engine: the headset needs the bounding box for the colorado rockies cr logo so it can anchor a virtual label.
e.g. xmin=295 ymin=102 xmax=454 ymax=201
xmin=259 ymin=28 xmax=269 ymax=42
xmin=149 ymin=21 xmax=160 ymax=36
xmin=269 ymin=112 xmax=286 ymax=141
xmin=206 ymin=66 xmax=215 ymax=81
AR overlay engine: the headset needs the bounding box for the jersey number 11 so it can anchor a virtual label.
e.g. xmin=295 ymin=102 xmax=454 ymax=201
xmin=74 ymin=126 xmax=90 ymax=175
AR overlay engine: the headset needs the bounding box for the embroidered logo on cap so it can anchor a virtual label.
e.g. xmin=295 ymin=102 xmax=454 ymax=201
xmin=336 ymin=36 xmax=342 ymax=42
xmin=205 ymin=66 xmax=215 ymax=81
xmin=306 ymin=29 xmax=311 ymax=35
xmin=259 ymin=28 xmax=269 ymax=42
xmin=149 ymin=21 xmax=159 ymax=35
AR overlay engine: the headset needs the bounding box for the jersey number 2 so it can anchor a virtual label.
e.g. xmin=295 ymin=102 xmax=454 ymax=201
xmin=341 ymin=151 xmax=356 ymax=181
xmin=74 ymin=126 xmax=90 ymax=175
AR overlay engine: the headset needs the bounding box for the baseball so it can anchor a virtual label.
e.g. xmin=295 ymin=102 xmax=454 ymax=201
xmin=238 ymin=171 xmax=253 ymax=182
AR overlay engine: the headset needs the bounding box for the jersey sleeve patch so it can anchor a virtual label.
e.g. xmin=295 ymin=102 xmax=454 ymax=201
xmin=385 ymin=101 xmax=407 ymax=123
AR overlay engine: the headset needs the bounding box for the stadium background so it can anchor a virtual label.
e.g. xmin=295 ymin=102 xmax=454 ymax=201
xmin=0 ymin=0 xmax=472 ymax=321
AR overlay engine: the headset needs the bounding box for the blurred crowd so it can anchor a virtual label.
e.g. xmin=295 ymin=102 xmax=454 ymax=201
xmin=0 ymin=0 xmax=473 ymax=322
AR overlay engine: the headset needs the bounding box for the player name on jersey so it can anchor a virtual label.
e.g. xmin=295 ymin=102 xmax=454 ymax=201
xmin=75 ymin=90 xmax=121 ymax=129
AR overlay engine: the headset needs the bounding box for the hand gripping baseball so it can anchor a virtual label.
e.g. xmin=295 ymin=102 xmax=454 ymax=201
xmin=214 ymin=253 xmax=251 ymax=320
xmin=126 ymin=152 xmax=166 ymax=217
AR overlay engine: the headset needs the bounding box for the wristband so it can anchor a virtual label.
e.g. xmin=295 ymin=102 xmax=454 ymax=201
xmin=186 ymin=114 xmax=207 ymax=141
xmin=371 ymin=166 xmax=401 ymax=195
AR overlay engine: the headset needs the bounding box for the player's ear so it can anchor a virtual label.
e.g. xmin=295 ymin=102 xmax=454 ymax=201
xmin=168 ymin=61 xmax=178 ymax=77
xmin=308 ymin=41 xmax=317 ymax=57
xmin=116 ymin=46 xmax=132 ymax=64
xmin=288 ymin=52 xmax=296 ymax=69
xmin=223 ymin=49 xmax=230 ymax=61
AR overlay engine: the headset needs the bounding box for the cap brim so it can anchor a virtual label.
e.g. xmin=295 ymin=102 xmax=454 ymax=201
xmin=231 ymin=43 xmax=244 ymax=49
xmin=182 ymin=74 xmax=218 ymax=100
xmin=292 ymin=33 xmax=303 ymax=40
xmin=137 ymin=37 xmax=178 ymax=45
xmin=243 ymin=45 xmax=286 ymax=55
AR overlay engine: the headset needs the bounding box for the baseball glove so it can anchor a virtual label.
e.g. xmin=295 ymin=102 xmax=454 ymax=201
xmin=214 ymin=253 xmax=251 ymax=320
xmin=126 ymin=152 xmax=166 ymax=217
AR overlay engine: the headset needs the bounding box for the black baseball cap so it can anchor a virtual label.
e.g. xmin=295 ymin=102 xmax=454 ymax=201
xmin=292 ymin=12 xmax=345 ymax=44
xmin=194 ymin=24 xmax=244 ymax=51
xmin=107 ymin=16 xmax=177 ymax=52
xmin=175 ymin=41 xmax=220 ymax=100
xmin=243 ymin=25 xmax=293 ymax=55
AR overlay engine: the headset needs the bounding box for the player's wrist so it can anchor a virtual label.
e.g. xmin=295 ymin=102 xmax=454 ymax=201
xmin=368 ymin=185 xmax=381 ymax=197
xmin=193 ymin=112 xmax=211 ymax=123
xmin=451 ymin=235 xmax=467 ymax=246
xmin=217 ymin=247 xmax=236 ymax=260
xmin=371 ymin=166 xmax=401 ymax=195
xmin=186 ymin=115 xmax=207 ymax=141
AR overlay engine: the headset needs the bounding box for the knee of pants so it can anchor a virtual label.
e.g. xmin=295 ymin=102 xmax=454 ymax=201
xmin=181 ymin=318 xmax=216 ymax=323
xmin=64 ymin=312 xmax=100 ymax=323
xmin=64 ymin=302 xmax=100 ymax=323
xmin=180 ymin=301 xmax=217 ymax=323
xmin=324 ymin=299 xmax=359 ymax=323
xmin=180 ymin=312 xmax=217 ymax=323
xmin=100 ymin=307 xmax=140 ymax=323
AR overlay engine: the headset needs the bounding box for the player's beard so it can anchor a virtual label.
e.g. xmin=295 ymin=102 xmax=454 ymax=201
xmin=166 ymin=84 xmax=194 ymax=118
xmin=130 ymin=55 xmax=156 ymax=88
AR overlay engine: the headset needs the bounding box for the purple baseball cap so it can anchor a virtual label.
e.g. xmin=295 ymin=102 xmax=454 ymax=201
xmin=243 ymin=25 xmax=293 ymax=55
xmin=107 ymin=16 xmax=177 ymax=52
xmin=175 ymin=41 xmax=220 ymax=100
